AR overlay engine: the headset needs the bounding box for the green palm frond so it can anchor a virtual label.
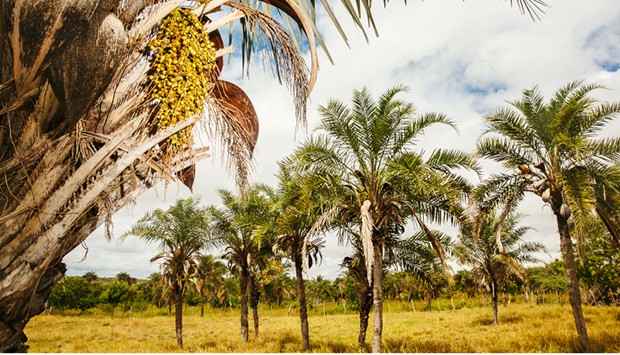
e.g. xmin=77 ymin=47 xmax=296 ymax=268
xmin=483 ymin=107 xmax=545 ymax=160
xmin=581 ymin=101 xmax=620 ymax=138
xmin=476 ymin=137 xmax=539 ymax=168
xmin=588 ymin=137 xmax=620 ymax=164
xmin=425 ymin=149 xmax=482 ymax=176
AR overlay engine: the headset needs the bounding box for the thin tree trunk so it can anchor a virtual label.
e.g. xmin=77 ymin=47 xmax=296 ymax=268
xmin=557 ymin=214 xmax=591 ymax=352
xmin=295 ymin=258 xmax=310 ymax=351
xmin=426 ymin=290 xmax=432 ymax=311
xmin=371 ymin=242 xmax=384 ymax=353
xmin=491 ymin=282 xmax=499 ymax=326
xmin=174 ymin=289 xmax=183 ymax=349
xmin=240 ymin=269 xmax=249 ymax=342
xmin=358 ymin=285 xmax=373 ymax=352
xmin=250 ymin=276 xmax=260 ymax=338
xmin=200 ymin=289 xmax=205 ymax=317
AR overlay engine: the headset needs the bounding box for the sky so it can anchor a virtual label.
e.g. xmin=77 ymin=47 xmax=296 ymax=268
xmin=64 ymin=0 xmax=620 ymax=280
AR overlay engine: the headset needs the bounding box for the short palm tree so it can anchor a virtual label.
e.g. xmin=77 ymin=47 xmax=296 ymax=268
xmin=340 ymin=241 xmax=374 ymax=351
xmin=193 ymin=254 xmax=227 ymax=317
xmin=290 ymin=85 xmax=478 ymax=352
xmin=474 ymin=80 xmax=620 ymax=351
xmin=270 ymin=163 xmax=326 ymax=351
xmin=121 ymin=197 xmax=210 ymax=349
xmin=455 ymin=210 xmax=545 ymax=325
xmin=207 ymin=185 xmax=276 ymax=342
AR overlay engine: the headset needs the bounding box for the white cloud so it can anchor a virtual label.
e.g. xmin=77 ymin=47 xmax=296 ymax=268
xmin=65 ymin=0 xmax=620 ymax=280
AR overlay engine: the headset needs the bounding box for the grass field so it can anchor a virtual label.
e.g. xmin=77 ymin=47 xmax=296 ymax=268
xmin=25 ymin=301 xmax=620 ymax=352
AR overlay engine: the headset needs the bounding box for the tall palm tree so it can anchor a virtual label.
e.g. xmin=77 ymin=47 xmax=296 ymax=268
xmin=121 ymin=197 xmax=210 ymax=349
xmin=290 ymin=85 xmax=478 ymax=352
xmin=455 ymin=211 xmax=545 ymax=325
xmin=270 ymin=163 xmax=326 ymax=351
xmin=208 ymin=185 xmax=276 ymax=342
xmin=474 ymin=80 xmax=620 ymax=351
xmin=0 ymin=0 xmax=546 ymax=350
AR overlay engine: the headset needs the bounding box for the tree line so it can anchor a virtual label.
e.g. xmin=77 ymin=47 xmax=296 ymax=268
xmin=49 ymin=253 xmax=619 ymax=316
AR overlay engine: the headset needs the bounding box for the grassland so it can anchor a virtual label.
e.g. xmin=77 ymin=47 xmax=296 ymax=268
xmin=25 ymin=301 xmax=620 ymax=352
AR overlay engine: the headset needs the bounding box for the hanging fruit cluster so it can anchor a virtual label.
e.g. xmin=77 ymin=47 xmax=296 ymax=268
xmin=148 ymin=8 xmax=216 ymax=160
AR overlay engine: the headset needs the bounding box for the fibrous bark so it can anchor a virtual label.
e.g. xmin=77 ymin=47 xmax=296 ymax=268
xmin=0 ymin=0 xmax=278 ymax=352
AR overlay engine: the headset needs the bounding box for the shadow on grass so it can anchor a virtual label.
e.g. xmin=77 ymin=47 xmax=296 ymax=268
xmin=383 ymin=337 xmax=476 ymax=353
xmin=311 ymin=337 xmax=357 ymax=352
xmin=470 ymin=313 xmax=523 ymax=326
xmin=274 ymin=332 xmax=296 ymax=352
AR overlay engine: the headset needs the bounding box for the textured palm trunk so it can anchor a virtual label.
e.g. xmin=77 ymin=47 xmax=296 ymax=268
xmin=491 ymin=281 xmax=499 ymax=326
xmin=174 ymin=289 xmax=184 ymax=349
xmin=357 ymin=286 xmax=373 ymax=351
xmin=200 ymin=289 xmax=205 ymax=317
xmin=240 ymin=268 xmax=249 ymax=342
xmin=371 ymin=242 xmax=384 ymax=353
xmin=295 ymin=258 xmax=310 ymax=351
xmin=557 ymin=214 xmax=591 ymax=352
xmin=250 ymin=276 xmax=260 ymax=338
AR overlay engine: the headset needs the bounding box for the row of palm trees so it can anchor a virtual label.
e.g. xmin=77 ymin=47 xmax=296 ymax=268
xmin=124 ymin=80 xmax=620 ymax=352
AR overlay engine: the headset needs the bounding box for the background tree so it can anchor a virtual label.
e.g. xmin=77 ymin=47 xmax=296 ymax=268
xmin=290 ymin=85 xmax=477 ymax=352
xmin=116 ymin=272 xmax=137 ymax=286
xmin=99 ymin=281 xmax=133 ymax=318
xmin=474 ymin=81 xmax=620 ymax=350
xmin=193 ymin=254 xmax=227 ymax=316
xmin=453 ymin=270 xmax=478 ymax=298
xmin=83 ymin=272 xmax=99 ymax=283
xmin=455 ymin=211 xmax=545 ymax=325
xmin=122 ymin=197 xmax=210 ymax=349
xmin=47 ymin=276 xmax=101 ymax=314
xmin=208 ymin=185 xmax=276 ymax=342
xmin=576 ymin=222 xmax=620 ymax=305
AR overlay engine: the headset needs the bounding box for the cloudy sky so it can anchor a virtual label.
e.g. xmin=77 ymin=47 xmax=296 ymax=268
xmin=64 ymin=0 xmax=620 ymax=280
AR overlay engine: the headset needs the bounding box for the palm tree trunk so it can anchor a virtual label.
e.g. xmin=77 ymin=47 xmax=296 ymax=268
xmin=174 ymin=290 xmax=184 ymax=349
xmin=358 ymin=286 xmax=372 ymax=351
xmin=200 ymin=289 xmax=205 ymax=317
xmin=491 ymin=282 xmax=499 ymax=326
xmin=295 ymin=258 xmax=310 ymax=351
xmin=250 ymin=276 xmax=260 ymax=338
xmin=240 ymin=269 xmax=249 ymax=342
xmin=371 ymin=242 xmax=384 ymax=353
xmin=557 ymin=214 xmax=591 ymax=352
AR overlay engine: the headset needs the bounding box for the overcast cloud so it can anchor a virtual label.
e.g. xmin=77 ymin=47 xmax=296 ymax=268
xmin=64 ymin=0 xmax=620 ymax=280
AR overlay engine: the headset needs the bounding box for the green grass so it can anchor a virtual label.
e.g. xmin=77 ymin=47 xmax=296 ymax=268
xmin=25 ymin=302 xmax=620 ymax=352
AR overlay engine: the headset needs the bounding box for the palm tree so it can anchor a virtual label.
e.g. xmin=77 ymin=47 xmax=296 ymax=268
xmin=208 ymin=185 xmax=276 ymax=342
xmin=455 ymin=211 xmax=545 ymax=325
xmin=340 ymin=245 xmax=374 ymax=351
xmin=116 ymin=272 xmax=136 ymax=286
xmin=270 ymin=163 xmax=326 ymax=351
xmin=121 ymin=197 xmax=210 ymax=349
xmin=193 ymin=254 xmax=227 ymax=316
xmin=0 ymin=1 xmax=546 ymax=350
xmin=290 ymin=85 xmax=477 ymax=352
xmin=474 ymin=80 xmax=620 ymax=351
xmin=83 ymin=272 xmax=99 ymax=283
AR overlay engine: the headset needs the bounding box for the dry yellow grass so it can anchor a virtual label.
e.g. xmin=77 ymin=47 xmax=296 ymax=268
xmin=25 ymin=302 xmax=620 ymax=352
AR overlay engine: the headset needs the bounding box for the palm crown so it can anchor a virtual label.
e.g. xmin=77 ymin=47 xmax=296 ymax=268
xmin=476 ymin=80 xmax=620 ymax=249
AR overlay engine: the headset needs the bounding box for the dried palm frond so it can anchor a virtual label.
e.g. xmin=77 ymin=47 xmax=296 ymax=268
xmin=360 ymin=199 xmax=374 ymax=284
xmin=205 ymin=80 xmax=260 ymax=189
xmin=227 ymin=1 xmax=309 ymax=127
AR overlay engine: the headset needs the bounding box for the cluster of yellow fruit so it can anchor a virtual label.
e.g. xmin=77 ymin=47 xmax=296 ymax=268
xmin=148 ymin=8 xmax=216 ymax=158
